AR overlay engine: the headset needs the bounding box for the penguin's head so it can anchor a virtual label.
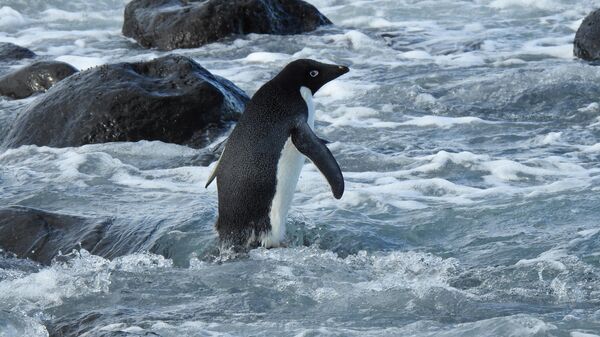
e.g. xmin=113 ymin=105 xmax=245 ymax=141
xmin=275 ymin=59 xmax=349 ymax=94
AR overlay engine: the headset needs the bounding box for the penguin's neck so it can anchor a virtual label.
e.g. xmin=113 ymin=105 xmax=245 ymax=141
xmin=300 ymin=86 xmax=315 ymax=129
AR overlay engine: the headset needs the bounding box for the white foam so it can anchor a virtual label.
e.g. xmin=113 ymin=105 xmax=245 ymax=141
xmin=531 ymin=132 xmax=562 ymax=146
xmin=1 ymin=27 xmax=121 ymax=50
xmin=0 ymin=6 xmax=26 ymax=27
xmin=340 ymin=16 xmax=398 ymax=29
xmin=494 ymin=58 xmax=527 ymax=66
xmin=0 ymin=250 xmax=110 ymax=310
xmin=315 ymin=80 xmax=377 ymax=101
xmin=515 ymin=248 xmax=569 ymax=271
xmin=435 ymin=52 xmax=487 ymax=67
xmin=569 ymin=19 xmax=584 ymax=32
xmin=40 ymin=9 xmax=108 ymax=22
xmin=0 ymin=250 xmax=175 ymax=314
xmin=244 ymin=52 xmax=290 ymax=63
xmin=249 ymin=247 xmax=459 ymax=297
xmin=306 ymin=148 xmax=595 ymax=212
xmin=328 ymin=30 xmax=379 ymax=50
xmin=400 ymin=115 xmax=491 ymax=128
xmin=465 ymin=22 xmax=485 ymax=32
xmin=401 ymin=50 xmax=432 ymax=60
xmin=571 ymin=332 xmax=600 ymax=337
xmin=0 ymin=312 xmax=49 ymax=337
xmin=109 ymin=252 xmax=173 ymax=272
xmin=520 ymin=37 xmax=574 ymax=59
xmin=482 ymin=158 xmax=579 ymax=182
xmin=54 ymin=55 xmax=106 ymax=70
xmin=410 ymin=151 xmax=489 ymax=173
xmin=110 ymin=166 xmax=209 ymax=193
xmin=489 ymin=0 xmax=561 ymax=10
xmin=299 ymin=174 xmax=481 ymax=210
xmin=151 ymin=321 xmax=235 ymax=337
xmin=578 ymin=102 xmax=599 ymax=113
xmin=445 ymin=315 xmax=556 ymax=336
xmin=415 ymin=93 xmax=437 ymax=105
xmin=589 ymin=117 xmax=600 ymax=128
xmin=0 ymin=144 xmax=212 ymax=194
xmin=387 ymin=199 xmax=429 ymax=210
xmin=0 ymin=146 xmax=92 ymax=187
xmin=580 ymin=143 xmax=600 ymax=153
xmin=354 ymin=250 xmax=459 ymax=294
xmin=319 ymin=106 xmax=400 ymax=129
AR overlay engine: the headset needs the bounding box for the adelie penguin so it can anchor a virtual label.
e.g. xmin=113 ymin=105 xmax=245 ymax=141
xmin=206 ymin=59 xmax=349 ymax=248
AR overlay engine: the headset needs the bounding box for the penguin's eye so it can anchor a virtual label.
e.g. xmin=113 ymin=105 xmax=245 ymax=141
xmin=309 ymin=70 xmax=319 ymax=78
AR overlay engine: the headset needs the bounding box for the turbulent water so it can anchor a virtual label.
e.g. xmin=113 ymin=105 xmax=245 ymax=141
xmin=1 ymin=0 xmax=600 ymax=336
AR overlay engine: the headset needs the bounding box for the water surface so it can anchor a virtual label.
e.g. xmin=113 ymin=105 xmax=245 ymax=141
xmin=1 ymin=0 xmax=600 ymax=336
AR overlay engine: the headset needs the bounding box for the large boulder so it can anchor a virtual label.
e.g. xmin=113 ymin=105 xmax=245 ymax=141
xmin=575 ymin=9 xmax=600 ymax=61
xmin=123 ymin=0 xmax=332 ymax=50
xmin=0 ymin=42 xmax=35 ymax=62
xmin=0 ymin=61 xmax=77 ymax=99
xmin=0 ymin=206 xmax=113 ymax=265
xmin=3 ymin=55 xmax=248 ymax=149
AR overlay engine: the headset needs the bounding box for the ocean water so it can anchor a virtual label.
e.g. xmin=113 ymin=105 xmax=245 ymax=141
xmin=1 ymin=0 xmax=600 ymax=336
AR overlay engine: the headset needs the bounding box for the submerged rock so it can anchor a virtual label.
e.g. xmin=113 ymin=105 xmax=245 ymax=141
xmin=3 ymin=55 xmax=248 ymax=149
xmin=123 ymin=0 xmax=332 ymax=50
xmin=0 ymin=206 xmax=215 ymax=265
xmin=0 ymin=206 xmax=112 ymax=265
xmin=0 ymin=43 xmax=36 ymax=62
xmin=574 ymin=9 xmax=600 ymax=61
xmin=0 ymin=61 xmax=77 ymax=99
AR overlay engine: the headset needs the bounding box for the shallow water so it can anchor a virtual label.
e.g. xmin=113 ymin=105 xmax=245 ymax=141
xmin=1 ymin=0 xmax=600 ymax=336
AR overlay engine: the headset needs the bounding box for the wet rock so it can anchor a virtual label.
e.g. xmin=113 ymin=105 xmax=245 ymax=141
xmin=0 ymin=43 xmax=36 ymax=62
xmin=3 ymin=55 xmax=248 ymax=149
xmin=574 ymin=9 xmax=600 ymax=61
xmin=0 ymin=206 xmax=112 ymax=265
xmin=0 ymin=61 xmax=77 ymax=99
xmin=0 ymin=203 xmax=218 ymax=267
xmin=123 ymin=0 xmax=332 ymax=50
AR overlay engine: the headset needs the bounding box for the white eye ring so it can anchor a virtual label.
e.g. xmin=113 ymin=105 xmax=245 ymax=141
xmin=309 ymin=70 xmax=319 ymax=77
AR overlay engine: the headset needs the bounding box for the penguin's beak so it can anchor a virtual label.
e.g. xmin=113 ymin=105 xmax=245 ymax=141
xmin=324 ymin=64 xmax=350 ymax=83
xmin=333 ymin=65 xmax=349 ymax=78
xmin=337 ymin=65 xmax=350 ymax=74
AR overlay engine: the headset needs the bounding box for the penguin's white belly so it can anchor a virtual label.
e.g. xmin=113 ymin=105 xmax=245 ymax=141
xmin=262 ymin=87 xmax=315 ymax=247
xmin=262 ymin=139 xmax=305 ymax=247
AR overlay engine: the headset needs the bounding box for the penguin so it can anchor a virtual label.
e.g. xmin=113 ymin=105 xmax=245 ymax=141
xmin=206 ymin=59 xmax=349 ymax=248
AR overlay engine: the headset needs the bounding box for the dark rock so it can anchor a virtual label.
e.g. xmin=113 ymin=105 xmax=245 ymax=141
xmin=3 ymin=55 xmax=248 ymax=149
xmin=0 ymin=206 xmax=112 ymax=265
xmin=123 ymin=0 xmax=332 ymax=50
xmin=0 ymin=205 xmax=218 ymax=266
xmin=0 ymin=43 xmax=36 ymax=62
xmin=0 ymin=61 xmax=77 ymax=99
xmin=0 ymin=206 xmax=201 ymax=265
xmin=575 ymin=9 xmax=600 ymax=61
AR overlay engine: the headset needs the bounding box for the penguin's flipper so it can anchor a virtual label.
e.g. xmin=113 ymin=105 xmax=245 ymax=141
xmin=205 ymin=162 xmax=219 ymax=188
xmin=205 ymin=147 xmax=225 ymax=189
xmin=291 ymin=123 xmax=344 ymax=199
xmin=211 ymin=137 xmax=228 ymax=153
xmin=205 ymin=138 xmax=229 ymax=188
xmin=319 ymin=137 xmax=332 ymax=145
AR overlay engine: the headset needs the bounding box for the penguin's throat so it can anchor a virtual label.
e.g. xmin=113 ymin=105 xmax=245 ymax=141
xmin=300 ymin=86 xmax=315 ymax=129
